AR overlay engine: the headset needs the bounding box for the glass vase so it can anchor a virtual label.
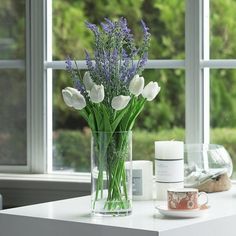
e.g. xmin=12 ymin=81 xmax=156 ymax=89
xmin=91 ymin=131 xmax=132 ymax=216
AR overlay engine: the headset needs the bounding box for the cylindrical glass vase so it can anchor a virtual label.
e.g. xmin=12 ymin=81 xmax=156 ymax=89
xmin=91 ymin=131 xmax=132 ymax=216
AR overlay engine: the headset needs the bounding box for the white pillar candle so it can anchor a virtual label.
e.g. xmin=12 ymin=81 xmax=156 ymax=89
xmin=155 ymin=141 xmax=184 ymax=201
xmin=132 ymin=160 xmax=153 ymax=200
xmin=155 ymin=141 xmax=183 ymax=159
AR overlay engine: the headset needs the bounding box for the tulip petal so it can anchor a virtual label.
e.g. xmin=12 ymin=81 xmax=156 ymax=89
xmin=83 ymin=71 xmax=95 ymax=91
xmin=62 ymin=87 xmax=86 ymax=110
xmin=111 ymin=95 xmax=131 ymax=110
xmin=142 ymin=81 xmax=160 ymax=101
xmin=72 ymin=92 xmax=86 ymax=110
xmin=129 ymin=74 xmax=144 ymax=96
xmin=90 ymin=84 xmax=105 ymax=103
xmin=62 ymin=89 xmax=73 ymax=107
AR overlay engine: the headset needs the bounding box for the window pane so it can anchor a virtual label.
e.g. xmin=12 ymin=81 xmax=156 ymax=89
xmin=210 ymin=0 xmax=236 ymax=59
xmin=52 ymin=0 xmax=185 ymax=60
xmin=53 ymin=69 xmax=185 ymax=172
xmin=0 ymin=0 xmax=27 ymax=166
xmin=0 ymin=0 xmax=25 ymax=59
xmin=0 ymin=69 xmax=27 ymax=165
xmin=210 ymin=69 xmax=236 ymax=178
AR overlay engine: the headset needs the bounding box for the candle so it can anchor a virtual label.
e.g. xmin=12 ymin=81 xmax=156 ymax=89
xmin=155 ymin=141 xmax=184 ymax=200
xmin=132 ymin=160 xmax=153 ymax=200
xmin=155 ymin=141 xmax=183 ymax=160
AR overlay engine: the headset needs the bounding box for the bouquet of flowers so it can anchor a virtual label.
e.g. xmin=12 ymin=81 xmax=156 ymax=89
xmin=62 ymin=17 xmax=160 ymax=215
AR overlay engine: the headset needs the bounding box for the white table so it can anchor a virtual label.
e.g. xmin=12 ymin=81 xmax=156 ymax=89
xmin=0 ymin=185 xmax=235 ymax=236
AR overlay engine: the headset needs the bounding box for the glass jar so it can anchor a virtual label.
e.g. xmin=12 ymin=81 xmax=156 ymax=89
xmin=184 ymin=144 xmax=233 ymax=188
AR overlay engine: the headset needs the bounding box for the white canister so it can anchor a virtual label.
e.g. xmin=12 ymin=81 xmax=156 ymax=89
xmin=132 ymin=160 xmax=153 ymax=200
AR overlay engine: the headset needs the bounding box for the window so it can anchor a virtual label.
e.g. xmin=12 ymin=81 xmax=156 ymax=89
xmin=0 ymin=0 xmax=235 ymax=178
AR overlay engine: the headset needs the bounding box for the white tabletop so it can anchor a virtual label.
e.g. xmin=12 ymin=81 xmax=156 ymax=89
xmin=0 ymin=185 xmax=236 ymax=236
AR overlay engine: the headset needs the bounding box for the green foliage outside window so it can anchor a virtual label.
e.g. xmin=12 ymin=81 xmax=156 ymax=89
xmin=53 ymin=0 xmax=185 ymax=131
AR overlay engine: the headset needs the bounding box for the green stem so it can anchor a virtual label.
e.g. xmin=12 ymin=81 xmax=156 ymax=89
xmin=93 ymin=131 xmax=131 ymax=212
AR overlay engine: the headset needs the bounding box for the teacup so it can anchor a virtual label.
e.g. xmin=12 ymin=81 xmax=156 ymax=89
xmin=167 ymin=188 xmax=208 ymax=210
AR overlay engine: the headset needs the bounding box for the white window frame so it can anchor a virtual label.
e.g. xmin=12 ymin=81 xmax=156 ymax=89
xmin=0 ymin=0 xmax=47 ymax=173
xmin=0 ymin=0 xmax=235 ymax=181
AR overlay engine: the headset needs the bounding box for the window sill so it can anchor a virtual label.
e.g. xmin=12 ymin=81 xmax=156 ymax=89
xmin=0 ymin=173 xmax=235 ymax=209
xmin=0 ymin=173 xmax=91 ymax=208
xmin=0 ymin=172 xmax=91 ymax=183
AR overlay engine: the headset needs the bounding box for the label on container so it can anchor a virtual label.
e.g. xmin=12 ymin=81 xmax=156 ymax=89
xmin=132 ymin=169 xmax=143 ymax=196
xmin=155 ymin=159 xmax=184 ymax=183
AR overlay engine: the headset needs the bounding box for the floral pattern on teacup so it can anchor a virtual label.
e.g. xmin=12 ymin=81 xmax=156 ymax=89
xmin=168 ymin=191 xmax=198 ymax=210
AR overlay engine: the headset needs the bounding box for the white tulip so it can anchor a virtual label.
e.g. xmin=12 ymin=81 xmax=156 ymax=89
xmin=71 ymin=91 xmax=86 ymax=110
xmin=142 ymin=81 xmax=161 ymax=101
xmin=66 ymin=87 xmax=80 ymax=95
xmin=62 ymin=87 xmax=86 ymax=110
xmin=83 ymin=71 xmax=95 ymax=91
xmin=111 ymin=95 xmax=131 ymax=111
xmin=62 ymin=88 xmax=73 ymax=107
xmin=129 ymin=74 xmax=144 ymax=96
xmin=90 ymin=84 xmax=105 ymax=103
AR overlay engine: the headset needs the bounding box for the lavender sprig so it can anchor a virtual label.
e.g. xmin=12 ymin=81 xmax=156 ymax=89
xmin=65 ymin=17 xmax=151 ymax=105
xmin=84 ymin=18 xmax=151 ymax=99
xmin=65 ymin=56 xmax=73 ymax=72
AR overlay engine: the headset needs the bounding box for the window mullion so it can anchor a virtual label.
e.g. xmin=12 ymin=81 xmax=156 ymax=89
xmin=201 ymin=59 xmax=236 ymax=68
xmin=44 ymin=59 xmax=185 ymax=70
xmin=46 ymin=0 xmax=53 ymax=173
xmin=28 ymin=0 xmax=47 ymax=173
xmin=202 ymin=0 xmax=210 ymax=144
xmin=0 ymin=60 xmax=25 ymax=69
xmin=185 ymin=0 xmax=210 ymax=143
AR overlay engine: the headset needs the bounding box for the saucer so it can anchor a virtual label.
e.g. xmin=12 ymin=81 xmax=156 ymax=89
xmin=155 ymin=205 xmax=209 ymax=218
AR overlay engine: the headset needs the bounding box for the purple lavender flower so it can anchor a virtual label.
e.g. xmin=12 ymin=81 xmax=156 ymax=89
xmin=65 ymin=56 xmax=73 ymax=71
xmin=141 ymin=19 xmax=150 ymax=36
xmin=104 ymin=18 xmax=115 ymax=29
xmin=100 ymin=22 xmax=110 ymax=33
xmin=131 ymin=47 xmax=138 ymax=57
xmin=119 ymin=17 xmax=130 ymax=34
xmin=101 ymin=49 xmax=110 ymax=81
xmin=100 ymin=19 xmax=115 ymax=33
xmin=112 ymin=48 xmax=118 ymax=62
xmin=84 ymin=49 xmax=93 ymax=70
xmin=75 ymin=80 xmax=86 ymax=94
xmin=138 ymin=52 xmax=148 ymax=68
xmin=103 ymin=63 xmax=110 ymax=81
xmin=85 ymin=21 xmax=99 ymax=35
xmin=122 ymin=49 xmax=128 ymax=59
xmin=127 ymin=64 xmax=137 ymax=83
xmin=119 ymin=17 xmax=133 ymax=43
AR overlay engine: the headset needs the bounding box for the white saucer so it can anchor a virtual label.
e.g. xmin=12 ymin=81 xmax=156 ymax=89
xmin=155 ymin=205 xmax=209 ymax=218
